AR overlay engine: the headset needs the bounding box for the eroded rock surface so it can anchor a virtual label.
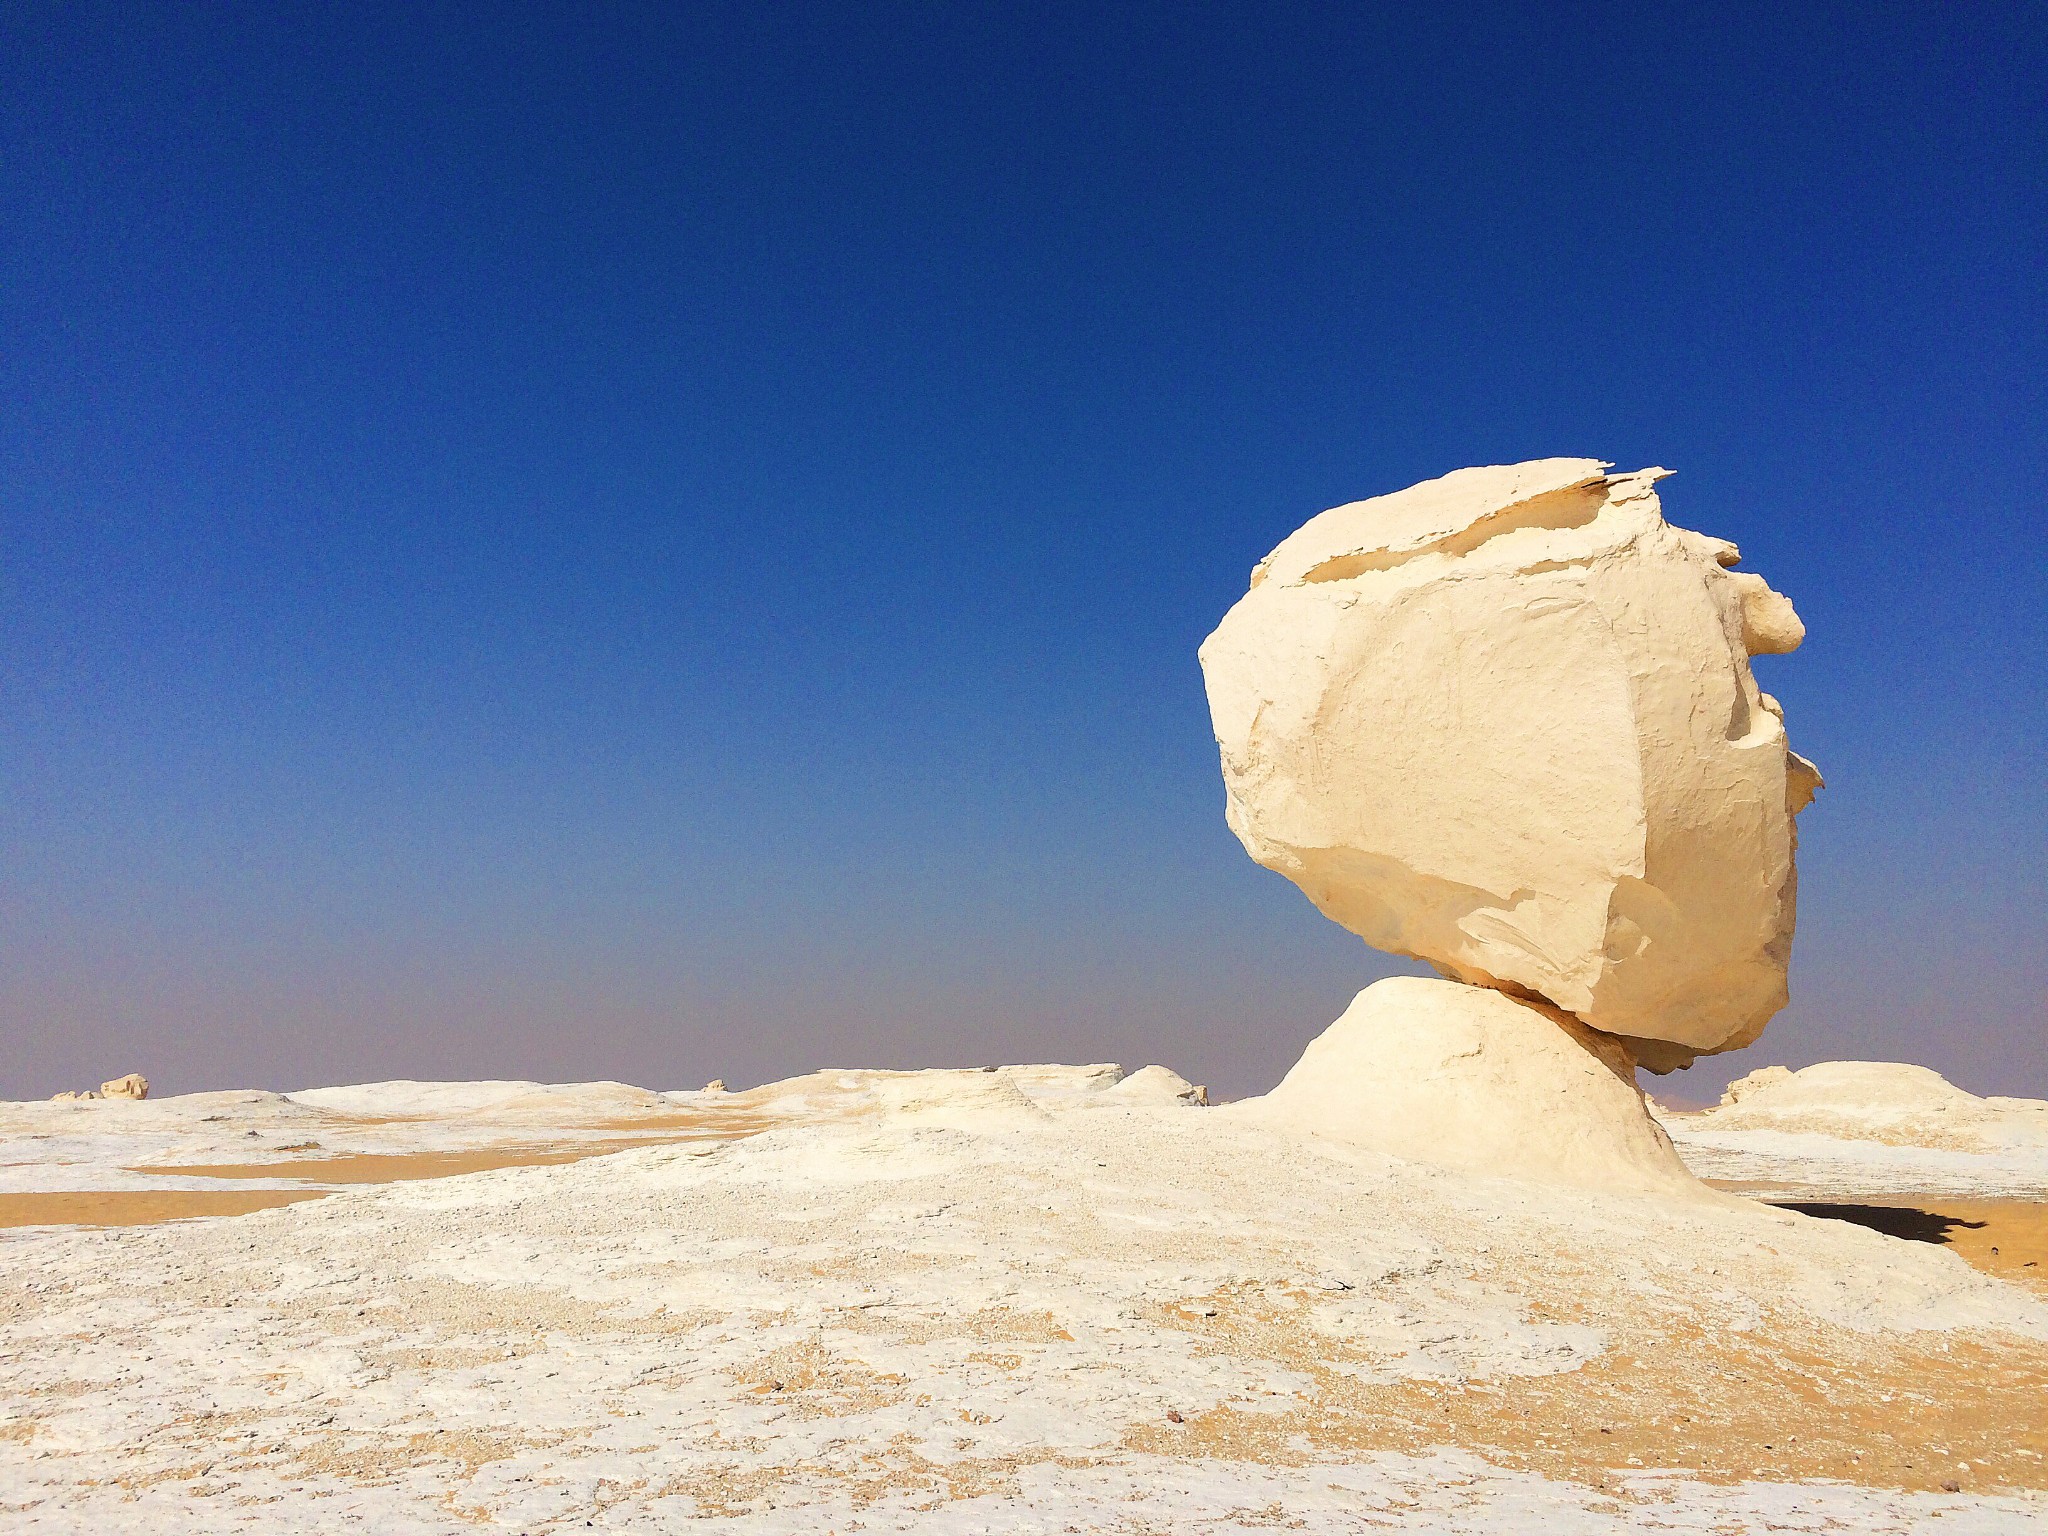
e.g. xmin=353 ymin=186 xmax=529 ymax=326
xmin=1201 ymin=459 xmax=1818 ymax=1066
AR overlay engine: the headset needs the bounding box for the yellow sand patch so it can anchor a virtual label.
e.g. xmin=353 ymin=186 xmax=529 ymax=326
xmin=0 ymin=1189 xmax=329 ymax=1227
xmin=123 ymin=1118 xmax=777 ymax=1187
xmin=1127 ymin=1282 xmax=2048 ymax=1494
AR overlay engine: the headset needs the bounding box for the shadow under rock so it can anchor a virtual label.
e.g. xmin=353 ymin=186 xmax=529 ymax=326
xmin=1773 ymin=1202 xmax=1987 ymax=1246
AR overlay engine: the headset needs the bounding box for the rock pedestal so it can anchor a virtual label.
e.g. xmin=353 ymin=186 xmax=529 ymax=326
xmin=1237 ymin=978 xmax=1706 ymax=1196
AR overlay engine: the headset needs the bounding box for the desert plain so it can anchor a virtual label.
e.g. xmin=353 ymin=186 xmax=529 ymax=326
xmin=2 ymin=1056 xmax=2045 ymax=1534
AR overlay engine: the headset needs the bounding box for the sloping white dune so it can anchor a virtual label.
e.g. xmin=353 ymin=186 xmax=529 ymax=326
xmin=1705 ymin=1062 xmax=2048 ymax=1152
xmin=693 ymin=1062 xmax=1135 ymax=1120
xmin=1658 ymin=1062 xmax=2048 ymax=1198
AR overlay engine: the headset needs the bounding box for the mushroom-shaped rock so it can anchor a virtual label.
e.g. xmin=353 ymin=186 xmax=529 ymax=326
xmin=1200 ymin=460 xmax=1819 ymax=1066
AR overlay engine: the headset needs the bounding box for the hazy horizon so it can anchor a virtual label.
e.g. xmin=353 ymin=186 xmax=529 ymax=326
xmin=4 ymin=4 xmax=2042 ymax=1106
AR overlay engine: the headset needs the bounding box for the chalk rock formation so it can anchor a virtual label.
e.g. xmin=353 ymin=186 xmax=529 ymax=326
xmin=1105 ymin=1065 xmax=1210 ymax=1106
xmin=1236 ymin=977 xmax=1706 ymax=1195
xmin=49 ymin=1073 xmax=149 ymax=1102
xmin=1200 ymin=459 xmax=1818 ymax=1068
xmin=702 ymin=1064 xmax=1132 ymax=1125
xmin=1704 ymin=1061 xmax=2048 ymax=1156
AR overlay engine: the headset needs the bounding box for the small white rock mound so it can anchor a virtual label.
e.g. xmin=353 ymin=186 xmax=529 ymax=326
xmin=1232 ymin=977 xmax=1709 ymax=1196
xmin=1704 ymin=1062 xmax=2048 ymax=1155
xmin=1103 ymin=1065 xmax=1209 ymax=1106
xmin=1200 ymin=459 xmax=1820 ymax=1068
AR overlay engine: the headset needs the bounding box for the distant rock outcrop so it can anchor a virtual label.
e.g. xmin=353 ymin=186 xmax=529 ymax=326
xmin=1703 ymin=1061 xmax=2048 ymax=1156
xmin=51 ymin=1073 xmax=149 ymax=1102
xmin=1105 ymin=1065 xmax=1209 ymax=1107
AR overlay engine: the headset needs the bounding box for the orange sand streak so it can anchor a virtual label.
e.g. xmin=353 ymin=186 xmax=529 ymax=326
xmin=0 ymin=1189 xmax=329 ymax=1227
xmin=1128 ymin=1286 xmax=2048 ymax=1494
xmin=128 ymin=1120 xmax=777 ymax=1186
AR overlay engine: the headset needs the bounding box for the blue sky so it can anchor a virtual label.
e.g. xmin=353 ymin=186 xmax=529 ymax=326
xmin=3 ymin=3 xmax=2042 ymax=1101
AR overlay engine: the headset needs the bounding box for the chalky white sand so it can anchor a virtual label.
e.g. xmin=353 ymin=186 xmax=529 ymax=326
xmin=3 ymin=1060 xmax=2045 ymax=1533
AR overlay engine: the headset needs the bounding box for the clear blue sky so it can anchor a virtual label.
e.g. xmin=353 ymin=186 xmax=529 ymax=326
xmin=3 ymin=3 xmax=2041 ymax=1102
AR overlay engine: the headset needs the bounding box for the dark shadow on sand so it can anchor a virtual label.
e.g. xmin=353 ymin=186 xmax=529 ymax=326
xmin=1774 ymin=1202 xmax=1987 ymax=1246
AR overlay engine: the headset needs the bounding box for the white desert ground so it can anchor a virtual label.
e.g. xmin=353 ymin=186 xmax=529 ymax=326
xmin=2 ymin=1052 xmax=2046 ymax=1534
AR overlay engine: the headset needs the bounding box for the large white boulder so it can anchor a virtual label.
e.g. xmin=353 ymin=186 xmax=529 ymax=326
xmin=1200 ymin=460 xmax=1819 ymax=1067
xmin=1233 ymin=977 xmax=1708 ymax=1195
